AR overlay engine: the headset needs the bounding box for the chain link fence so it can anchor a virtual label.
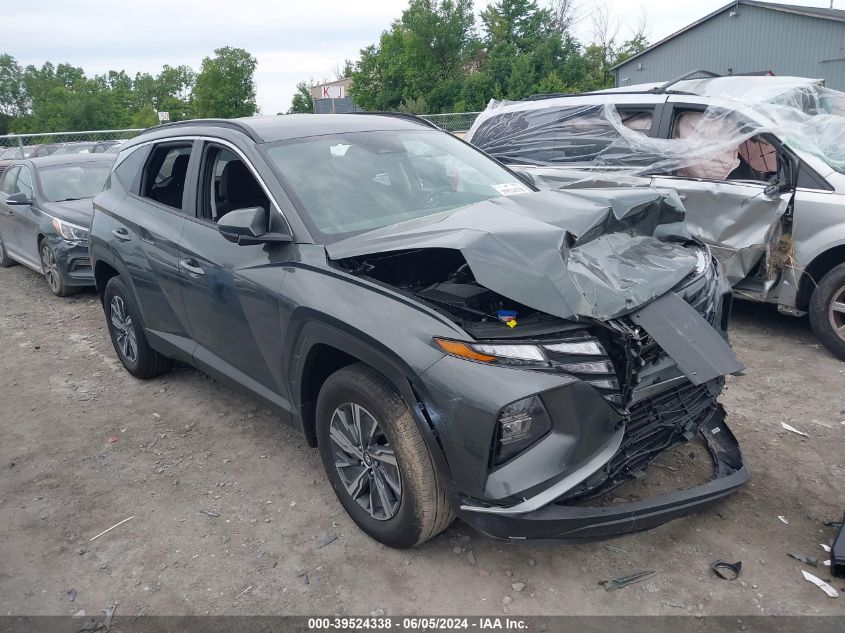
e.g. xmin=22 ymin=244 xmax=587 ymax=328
xmin=0 ymin=129 xmax=144 ymax=158
xmin=418 ymin=112 xmax=480 ymax=133
xmin=0 ymin=111 xmax=480 ymax=157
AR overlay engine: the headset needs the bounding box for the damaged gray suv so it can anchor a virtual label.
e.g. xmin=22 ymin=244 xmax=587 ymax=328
xmin=90 ymin=114 xmax=746 ymax=547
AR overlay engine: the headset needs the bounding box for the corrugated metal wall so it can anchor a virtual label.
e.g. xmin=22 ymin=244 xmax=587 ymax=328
xmin=614 ymin=5 xmax=845 ymax=89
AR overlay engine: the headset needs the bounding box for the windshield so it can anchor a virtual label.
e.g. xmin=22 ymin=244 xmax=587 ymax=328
xmin=38 ymin=163 xmax=113 ymax=202
xmin=264 ymin=129 xmax=531 ymax=242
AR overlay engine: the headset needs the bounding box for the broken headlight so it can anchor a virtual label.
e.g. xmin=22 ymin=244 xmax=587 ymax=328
xmin=493 ymin=395 xmax=552 ymax=466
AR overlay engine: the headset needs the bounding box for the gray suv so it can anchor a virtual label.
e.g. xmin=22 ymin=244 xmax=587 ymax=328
xmin=90 ymin=114 xmax=746 ymax=547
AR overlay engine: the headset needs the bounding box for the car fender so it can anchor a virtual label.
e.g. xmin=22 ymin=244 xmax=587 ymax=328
xmin=286 ymin=315 xmax=455 ymax=490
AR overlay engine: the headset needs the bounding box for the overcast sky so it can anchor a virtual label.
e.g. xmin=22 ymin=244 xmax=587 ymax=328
xmin=0 ymin=0 xmax=835 ymax=114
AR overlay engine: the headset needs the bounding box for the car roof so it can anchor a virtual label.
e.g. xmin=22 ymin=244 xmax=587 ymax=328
xmin=590 ymin=75 xmax=822 ymax=99
xmin=26 ymin=154 xmax=116 ymax=168
xmin=139 ymin=113 xmax=438 ymax=144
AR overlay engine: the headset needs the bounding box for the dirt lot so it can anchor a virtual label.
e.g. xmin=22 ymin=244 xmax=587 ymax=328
xmin=1 ymin=263 xmax=843 ymax=618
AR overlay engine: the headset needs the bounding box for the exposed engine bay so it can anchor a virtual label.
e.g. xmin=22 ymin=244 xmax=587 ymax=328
xmin=338 ymin=247 xmax=587 ymax=337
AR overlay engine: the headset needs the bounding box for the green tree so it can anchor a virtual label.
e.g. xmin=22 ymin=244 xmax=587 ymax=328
xmin=0 ymin=54 xmax=26 ymax=119
xmin=350 ymin=0 xmax=477 ymax=112
xmin=193 ymin=46 xmax=258 ymax=118
xmin=288 ymin=81 xmax=314 ymax=114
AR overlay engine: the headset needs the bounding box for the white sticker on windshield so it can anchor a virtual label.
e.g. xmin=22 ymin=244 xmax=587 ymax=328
xmin=492 ymin=182 xmax=531 ymax=196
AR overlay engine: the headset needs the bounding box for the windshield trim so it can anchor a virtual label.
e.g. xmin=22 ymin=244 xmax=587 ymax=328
xmin=257 ymin=129 xmax=537 ymax=246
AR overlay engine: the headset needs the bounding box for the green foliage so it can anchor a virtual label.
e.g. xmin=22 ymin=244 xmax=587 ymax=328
xmin=0 ymin=46 xmax=259 ymax=133
xmin=288 ymin=81 xmax=314 ymax=114
xmin=193 ymin=47 xmax=258 ymax=118
xmin=347 ymin=0 xmax=649 ymax=114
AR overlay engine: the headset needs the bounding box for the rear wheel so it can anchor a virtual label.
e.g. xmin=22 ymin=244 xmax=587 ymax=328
xmin=316 ymin=363 xmax=453 ymax=547
xmin=0 ymin=231 xmax=15 ymax=267
xmin=103 ymin=275 xmax=172 ymax=378
xmin=40 ymin=240 xmax=74 ymax=297
xmin=809 ymin=262 xmax=845 ymax=360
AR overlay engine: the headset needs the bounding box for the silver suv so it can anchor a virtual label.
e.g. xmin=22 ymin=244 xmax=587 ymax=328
xmin=467 ymin=72 xmax=845 ymax=359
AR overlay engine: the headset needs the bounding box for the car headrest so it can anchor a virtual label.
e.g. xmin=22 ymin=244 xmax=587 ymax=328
xmin=220 ymin=160 xmax=263 ymax=202
xmin=171 ymin=154 xmax=190 ymax=180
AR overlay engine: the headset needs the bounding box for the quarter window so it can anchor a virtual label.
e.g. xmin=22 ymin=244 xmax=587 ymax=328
xmin=0 ymin=166 xmax=20 ymax=194
xmin=140 ymin=144 xmax=193 ymax=210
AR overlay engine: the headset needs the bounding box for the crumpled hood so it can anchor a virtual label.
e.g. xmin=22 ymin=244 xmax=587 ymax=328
xmin=326 ymin=188 xmax=699 ymax=321
xmin=40 ymin=198 xmax=95 ymax=228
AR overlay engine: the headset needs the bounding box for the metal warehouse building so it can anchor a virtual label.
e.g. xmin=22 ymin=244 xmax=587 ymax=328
xmin=613 ymin=1 xmax=845 ymax=90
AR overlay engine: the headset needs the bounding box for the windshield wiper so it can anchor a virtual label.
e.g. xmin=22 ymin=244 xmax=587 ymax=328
xmin=54 ymin=197 xmax=87 ymax=202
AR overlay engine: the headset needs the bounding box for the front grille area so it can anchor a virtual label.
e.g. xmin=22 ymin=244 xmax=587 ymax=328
xmin=556 ymin=378 xmax=722 ymax=504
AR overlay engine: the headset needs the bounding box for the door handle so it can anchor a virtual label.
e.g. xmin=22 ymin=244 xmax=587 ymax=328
xmin=179 ymin=258 xmax=205 ymax=276
xmin=111 ymin=228 xmax=131 ymax=241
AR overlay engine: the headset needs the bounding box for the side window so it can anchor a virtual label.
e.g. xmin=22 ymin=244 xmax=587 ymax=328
xmin=0 ymin=166 xmax=20 ymax=194
xmin=671 ymin=108 xmax=778 ymax=182
xmin=471 ymin=104 xmax=654 ymax=165
xmin=140 ymin=143 xmax=192 ymax=210
xmin=199 ymin=144 xmax=269 ymax=223
xmin=16 ymin=167 xmax=33 ymax=198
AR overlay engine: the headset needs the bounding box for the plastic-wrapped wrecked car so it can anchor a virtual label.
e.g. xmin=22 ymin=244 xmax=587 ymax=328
xmin=466 ymin=73 xmax=845 ymax=359
xmin=90 ymin=114 xmax=745 ymax=547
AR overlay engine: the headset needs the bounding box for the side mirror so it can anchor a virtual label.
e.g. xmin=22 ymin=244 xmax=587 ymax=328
xmin=6 ymin=192 xmax=32 ymax=205
xmin=218 ymin=206 xmax=292 ymax=245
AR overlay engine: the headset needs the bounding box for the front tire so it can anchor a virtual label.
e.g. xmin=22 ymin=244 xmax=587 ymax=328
xmin=809 ymin=262 xmax=845 ymax=360
xmin=104 ymin=275 xmax=172 ymax=378
xmin=40 ymin=239 xmax=74 ymax=297
xmin=316 ymin=363 xmax=453 ymax=547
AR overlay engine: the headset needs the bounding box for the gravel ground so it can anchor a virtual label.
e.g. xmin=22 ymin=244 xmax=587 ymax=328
xmin=1 ymin=263 xmax=844 ymax=617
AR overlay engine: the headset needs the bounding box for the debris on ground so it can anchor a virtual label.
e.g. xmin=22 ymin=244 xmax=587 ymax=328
xmin=800 ymin=570 xmax=839 ymax=598
xmin=371 ymin=608 xmax=386 ymax=616
xmin=233 ymin=586 xmax=252 ymax=600
xmin=317 ymin=533 xmax=337 ymax=548
xmin=788 ymin=552 xmax=818 ymax=567
xmin=66 ymin=588 xmax=77 ymax=602
xmin=832 ymin=513 xmax=845 ymax=579
xmin=102 ymin=604 xmax=116 ymax=631
xmin=778 ymin=515 xmax=789 ymax=525
xmin=820 ymin=544 xmax=831 ymax=553
xmin=599 ymin=570 xmax=656 ymax=591
xmin=604 ymin=545 xmax=627 ymax=554
xmin=512 ymin=582 xmax=526 ymax=592
xmin=780 ymin=422 xmax=808 ymax=437
xmin=106 ymin=436 xmax=119 ymax=444
xmin=198 ymin=510 xmax=220 ymax=518
xmin=711 ymin=559 xmax=742 ymax=580
xmin=90 ymin=516 xmax=135 ymax=541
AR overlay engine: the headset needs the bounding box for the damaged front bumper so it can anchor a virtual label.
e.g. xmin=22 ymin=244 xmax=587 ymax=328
xmin=457 ymin=404 xmax=747 ymax=542
xmin=46 ymin=235 xmax=94 ymax=287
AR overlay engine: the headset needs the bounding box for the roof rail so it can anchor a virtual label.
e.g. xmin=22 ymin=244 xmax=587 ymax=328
xmin=650 ymin=69 xmax=721 ymax=94
xmin=139 ymin=119 xmax=262 ymax=142
xmin=345 ymin=111 xmax=442 ymax=130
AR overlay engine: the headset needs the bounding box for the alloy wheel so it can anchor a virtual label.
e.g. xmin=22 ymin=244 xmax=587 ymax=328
xmin=40 ymin=244 xmax=60 ymax=293
xmin=830 ymin=283 xmax=845 ymax=342
xmin=329 ymin=402 xmax=402 ymax=520
xmin=110 ymin=295 xmax=138 ymax=363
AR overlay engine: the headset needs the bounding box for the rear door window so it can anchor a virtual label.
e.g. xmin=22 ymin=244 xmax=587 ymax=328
xmin=470 ymin=104 xmax=655 ymax=166
xmin=140 ymin=143 xmax=193 ymax=211
xmin=0 ymin=166 xmax=20 ymax=194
